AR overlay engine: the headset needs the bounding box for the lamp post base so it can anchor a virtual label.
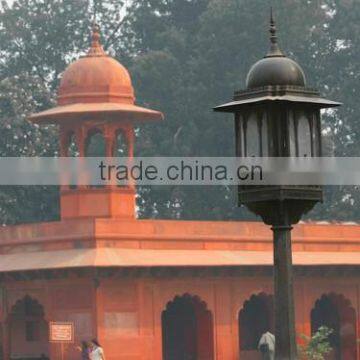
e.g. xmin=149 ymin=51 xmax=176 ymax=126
xmin=239 ymin=195 xmax=321 ymax=360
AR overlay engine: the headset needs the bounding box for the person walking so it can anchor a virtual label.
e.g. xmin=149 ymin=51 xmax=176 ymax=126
xmin=258 ymin=331 xmax=275 ymax=360
xmin=81 ymin=341 xmax=91 ymax=360
xmin=89 ymin=339 xmax=106 ymax=360
xmin=76 ymin=341 xmax=91 ymax=360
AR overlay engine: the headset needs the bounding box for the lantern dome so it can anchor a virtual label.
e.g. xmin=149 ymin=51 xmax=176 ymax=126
xmin=246 ymin=57 xmax=306 ymax=89
xmin=58 ymin=24 xmax=134 ymax=105
xmin=245 ymin=11 xmax=306 ymax=89
xmin=214 ymin=11 xmax=341 ymax=114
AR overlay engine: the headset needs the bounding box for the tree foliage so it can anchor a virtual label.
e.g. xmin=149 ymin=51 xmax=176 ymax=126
xmin=0 ymin=0 xmax=359 ymax=223
xmin=299 ymin=326 xmax=333 ymax=360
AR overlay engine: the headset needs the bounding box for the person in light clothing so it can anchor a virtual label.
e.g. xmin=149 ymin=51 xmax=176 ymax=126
xmin=90 ymin=339 xmax=106 ymax=360
xmin=258 ymin=331 xmax=275 ymax=360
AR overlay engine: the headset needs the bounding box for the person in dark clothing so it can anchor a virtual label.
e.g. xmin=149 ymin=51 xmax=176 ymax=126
xmin=76 ymin=341 xmax=91 ymax=360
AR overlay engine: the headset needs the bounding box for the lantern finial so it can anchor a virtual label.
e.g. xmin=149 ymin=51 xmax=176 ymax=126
xmin=266 ymin=8 xmax=285 ymax=58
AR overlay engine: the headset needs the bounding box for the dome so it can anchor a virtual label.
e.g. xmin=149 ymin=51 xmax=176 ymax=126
xmin=246 ymin=56 xmax=306 ymax=89
xmin=58 ymin=24 xmax=135 ymax=106
xmin=245 ymin=11 xmax=306 ymax=89
xmin=29 ymin=24 xmax=163 ymax=124
xmin=213 ymin=12 xmax=341 ymax=114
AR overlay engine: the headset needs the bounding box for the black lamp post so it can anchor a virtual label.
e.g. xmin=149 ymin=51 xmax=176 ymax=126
xmin=214 ymin=12 xmax=340 ymax=360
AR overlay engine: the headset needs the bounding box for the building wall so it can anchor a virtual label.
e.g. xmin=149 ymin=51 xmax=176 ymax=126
xmin=1 ymin=273 xmax=359 ymax=359
xmin=1 ymin=278 xmax=96 ymax=360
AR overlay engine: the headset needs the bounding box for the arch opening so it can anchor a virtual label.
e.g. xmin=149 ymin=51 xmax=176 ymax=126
xmin=113 ymin=130 xmax=128 ymax=157
xmin=113 ymin=130 xmax=129 ymax=187
xmin=239 ymin=292 xmax=274 ymax=359
xmin=311 ymin=293 xmax=357 ymax=360
xmin=85 ymin=129 xmax=105 ymax=188
xmin=66 ymin=131 xmax=79 ymax=189
xmin=66 ymin=132 xmax=79 ymax=157
xmin=161 ymin=294 xmax=214 ymax=360
xmin=85 ymin=129 xmax=106 ymax=157
xmin=8 ymin=295 xmax=49 ymax=359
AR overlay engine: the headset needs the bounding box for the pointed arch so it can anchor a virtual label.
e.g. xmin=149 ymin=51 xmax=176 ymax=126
xmin=239 ymin=292 xmax=274 ymax=355
xmin=162 ymin=293 xmax=214 ymax=360
xmin=11 ymin=295 xmax=45 ymax=318
xmin=85 ymin=128 xmax=106 ymax=157
xmin=311 ymin=293 xmax=357 ymax=360
xmin=8 ymin=295 xmax=49 ymax=358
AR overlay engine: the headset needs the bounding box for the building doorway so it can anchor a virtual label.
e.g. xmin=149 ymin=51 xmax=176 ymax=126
xmin=162 ymin=294 xmax=214 ymax=360
xmin=8 ymin=295 xmax=49 ymax=360
xmin=239 ymin=292 xmax=274 ymax=360
xmin=311 ymin=293 xmax=357 ymax=360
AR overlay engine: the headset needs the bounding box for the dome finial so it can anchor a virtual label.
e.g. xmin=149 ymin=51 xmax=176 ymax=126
xmin=270 ymin=7 xmax=276 ymax=42
xmin=88 ymin=21 xmax=106 ymax=57
xmin=266 ymin=7 xmax=285 ymax=58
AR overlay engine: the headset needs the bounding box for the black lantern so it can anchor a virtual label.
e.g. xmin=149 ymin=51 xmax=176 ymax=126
xmin=214 ymin=12 xmax=340 ymax=360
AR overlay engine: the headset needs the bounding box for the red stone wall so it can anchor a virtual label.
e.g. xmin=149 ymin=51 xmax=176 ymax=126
xmin=1 ymin=273 xmax=359 ymax=359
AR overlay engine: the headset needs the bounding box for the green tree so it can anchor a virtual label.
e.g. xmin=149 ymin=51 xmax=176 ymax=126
xmin=121 ymin=0 xmax=356 ymax=220
xmin=299 ymin=326 xmax=333 ymax=360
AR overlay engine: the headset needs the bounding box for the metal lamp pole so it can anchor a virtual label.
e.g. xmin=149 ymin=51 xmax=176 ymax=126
xmin=214 ymin=11 xmax=340 ymax=359
xmin=273 ymin=220 xmax=297 ymax=359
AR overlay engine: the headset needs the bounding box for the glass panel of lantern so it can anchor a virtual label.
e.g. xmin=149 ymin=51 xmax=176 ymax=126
xmin=260 ymin=112 xmax=268 ymax=156
xmin=235 ymin=114 xmax=243 ymax=157
xmin=311 ymin=112 xmax=321 ymax=156
xmin=288 ymin=110 xmax=297 ymax=156
xmin=296 ymin=111 xmax=312 ymax=157
xmin=246 ymin=112 xmax=260 ymax=157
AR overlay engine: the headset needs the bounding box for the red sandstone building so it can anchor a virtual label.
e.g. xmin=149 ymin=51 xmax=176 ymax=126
xmin=0 ymin=26 xmax=359 ymax=360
